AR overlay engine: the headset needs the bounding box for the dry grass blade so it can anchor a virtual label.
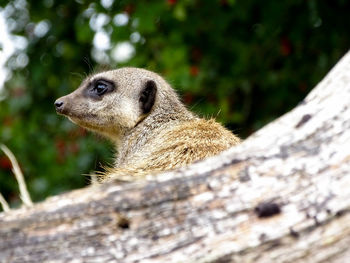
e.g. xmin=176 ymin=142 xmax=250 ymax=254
xmin=0 ymin=144 xmax=33 ymax=208
xmin=0 ymin=192 xmax=10 ymax=212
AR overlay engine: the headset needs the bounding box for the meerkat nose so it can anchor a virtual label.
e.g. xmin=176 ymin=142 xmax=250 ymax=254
xmin=54 ymin=100 xmax=64 ymax=111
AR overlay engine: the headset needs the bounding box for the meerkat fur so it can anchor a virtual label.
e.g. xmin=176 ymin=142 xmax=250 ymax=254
xmin=55 ymin=68 xmax=240 ymax=182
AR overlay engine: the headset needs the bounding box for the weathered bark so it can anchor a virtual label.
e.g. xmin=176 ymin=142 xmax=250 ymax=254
xmin=1 ymin=51 xmax=350 ymax=263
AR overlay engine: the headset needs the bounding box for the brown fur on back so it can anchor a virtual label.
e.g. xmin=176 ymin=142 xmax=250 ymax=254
xmin=102 ymin=118 xmax=240 ymax=181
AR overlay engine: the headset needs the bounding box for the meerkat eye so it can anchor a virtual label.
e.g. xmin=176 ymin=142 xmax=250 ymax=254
xmin=86 ymin=79 xmax=115 ymax=100
xmin=93 ymin=82 xmax=108 ymax=96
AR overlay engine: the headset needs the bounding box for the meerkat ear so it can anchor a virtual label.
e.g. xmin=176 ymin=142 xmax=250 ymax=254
xmin=139 ymin=79 xmax=157 ymax=114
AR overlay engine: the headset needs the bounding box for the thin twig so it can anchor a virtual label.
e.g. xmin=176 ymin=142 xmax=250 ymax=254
xmin=0 ymin=144 xmax=33 ymax=207
xmin=0 ymin=192 xmax=10 ymax=212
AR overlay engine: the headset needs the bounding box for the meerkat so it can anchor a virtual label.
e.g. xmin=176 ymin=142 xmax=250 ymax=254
xmin=54 ymin=68 xmax=240 ymax=182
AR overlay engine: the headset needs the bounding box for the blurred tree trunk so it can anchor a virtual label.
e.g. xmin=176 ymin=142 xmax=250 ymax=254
xmin=1 ymin=52 xmax=350 ymax=263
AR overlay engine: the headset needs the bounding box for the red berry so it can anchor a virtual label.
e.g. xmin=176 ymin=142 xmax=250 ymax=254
xmin=190 ymin=66 xmax=199 ymax=76
xmin=0 ymin=156 xmax=12 ymax=170
xmin=167 ymin=0 xmax=177 ymax=6
xmin=280 ymin=37 xmax=292 ymax=56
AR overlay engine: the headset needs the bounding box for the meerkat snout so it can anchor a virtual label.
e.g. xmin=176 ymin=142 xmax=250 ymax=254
xmin=55 ymin=67 xmax=241 ymax=182
xmin=54 ymin=99 xmax=64 ymax=111
xmin=54 ymin=97 xmax=72 ymax=116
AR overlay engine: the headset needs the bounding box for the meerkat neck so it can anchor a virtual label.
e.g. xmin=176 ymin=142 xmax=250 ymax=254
xmin=115 ymin=101 xmax=197 ymax=166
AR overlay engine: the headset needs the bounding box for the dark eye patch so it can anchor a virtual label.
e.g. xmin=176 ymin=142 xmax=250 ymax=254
xmin=84 ymin=78 xmax=115 ymax=100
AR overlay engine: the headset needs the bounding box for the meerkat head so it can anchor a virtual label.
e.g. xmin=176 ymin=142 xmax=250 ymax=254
xmin=54 ymin=68 xmax=162 ymax=141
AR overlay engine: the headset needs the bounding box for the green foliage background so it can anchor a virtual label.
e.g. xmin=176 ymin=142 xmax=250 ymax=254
xmin=0 ymin=0 xmax=349 ymax=205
